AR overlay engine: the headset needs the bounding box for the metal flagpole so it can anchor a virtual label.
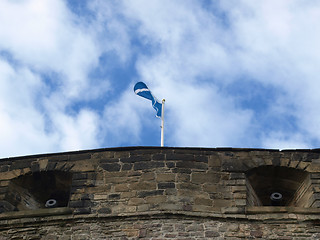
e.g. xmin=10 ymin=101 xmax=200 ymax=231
xmin=161 ymin=99 xmax=165 ymax=147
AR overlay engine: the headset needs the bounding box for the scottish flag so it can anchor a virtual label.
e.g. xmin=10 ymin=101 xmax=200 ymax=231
xmin=134 ymin=82 xmax=162 ymax=118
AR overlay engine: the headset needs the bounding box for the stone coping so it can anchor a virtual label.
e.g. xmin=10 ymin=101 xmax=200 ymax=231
xmin=1 ymin=207 xmax=320 ymax=225
xmin=246 ymin=206 xmax=320 ymax=214
xmin=0 ymin=207 xmax=72 ymax=220
xmin=2 ymin=146 xmax=320 ymax=161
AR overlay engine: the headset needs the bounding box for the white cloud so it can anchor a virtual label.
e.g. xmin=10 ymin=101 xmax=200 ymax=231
xmin=222 ymin=0 xmax=320 ymax=148
xmin=0 ymin=0 xmax=110 ymax=157
xmin=0 ymin=59 xmax=57 ymax=157
xmin=0 ymin=0 xmax=103 ymax=99
xmin=2 ymin=0 xmax=320 ymax=157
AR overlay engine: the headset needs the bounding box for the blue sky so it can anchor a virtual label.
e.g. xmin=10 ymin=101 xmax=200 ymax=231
xmin=1 ymin=0 xmax=320 ymax=158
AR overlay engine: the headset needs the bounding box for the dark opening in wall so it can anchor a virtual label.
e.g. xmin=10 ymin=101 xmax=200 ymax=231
xmin=3 ymin=171 xmax=72 ymax=211
xmin=246 ymin=166 xmax=310 ymax=207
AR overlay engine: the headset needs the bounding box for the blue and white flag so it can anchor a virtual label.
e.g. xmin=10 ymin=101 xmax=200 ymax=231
xmin=134 ymin=82 xmax=162 ymax=118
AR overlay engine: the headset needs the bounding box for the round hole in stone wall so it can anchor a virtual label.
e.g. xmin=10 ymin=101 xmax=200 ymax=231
xmin=4 ymin=171 xmax=72 ymax=211
xmin=246 ymin=166 xmax=309 ymax=206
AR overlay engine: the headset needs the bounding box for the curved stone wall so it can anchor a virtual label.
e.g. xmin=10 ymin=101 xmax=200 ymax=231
xmin=0 ymin=147 xmax=320 ymax=239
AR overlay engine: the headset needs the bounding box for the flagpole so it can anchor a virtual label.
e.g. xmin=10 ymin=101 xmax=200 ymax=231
xmin=161 ymin=99 xmax=165 ymax=147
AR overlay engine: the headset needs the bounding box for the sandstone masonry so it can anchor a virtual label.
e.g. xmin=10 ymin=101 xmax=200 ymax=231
xmin=0 ymin=147 xmax=320 ymax=239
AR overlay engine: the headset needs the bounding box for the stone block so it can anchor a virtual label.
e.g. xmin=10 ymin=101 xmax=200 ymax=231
xmin=152 ymin=153 xmax=165 ymax=160
xmin=157 ymin=203 xmax=182 ymax=211
xmin=72 ymin=179 xmax=87 ymax=187
xmin=280 ymin=158 xmax=290 ymax=167
xmin=235 ymin=199 xmax=246 ymax=206
xmin=100 ymin=163 xmax=121 ymax=172
xmin=221 ymin=159 xmax=246 ymax=172
xmin=194 ymin=197 xmax=213 ymax=206
xmin=137 ymin=204 xmax=151 ymax=212
xmin=203 ymin=184 xmax=218 ymax=192
xmin=108 ymin=194 xmax=121 ymax=200
xmin=230 ymin=173 xmax=245 ymax=180
xmin=130 ymin=182 xmax=156 ymax=191
xmin=121 ymin=191 xmax=136 ymax=198
xmin=69 ymin=153 xmax=91 ymax=161
xmin=114 ymin=183 xmax=129 ymax=192
xmin=128 ymin=198 xmax=145 ymax=205
xmin=166 ymin=162 xmax=175 ymax=168
xmin=158 ymin=182 xmax=175 ymax=189
xmin=193 ymin=205 xmax=219 ymax=212
xmin=71 ymin=160 xmax=95 ymax=172
xmin=37 ymin=158 xmax=49 ymax=171
xmin=205 ymin=231 xmax=220 ymax=238
xmin=121 ymin=155 xmax=151 ymax=163
xmin=157 ymin=173 xmax=175 ymax=182
xmin=97 ymin=207 xmax=111 ymax=214
xmin=73 ymin=207 xmax=91 ymax=215
xmin=194 ymin=155 xmax=208 ymax=163
xmin=92 ymin=151 xmax=115 ymax=160
xmin=208 ymin=155 xmax=221 ymax=167
xmin=165 ymin=188 xmax=177 ymax=195
xmin=172 ymin=168 xmax=192 ymax=174
xmin=145 ymin=195 xmax=167 ymax=204
xmin=69 ymin=200 xmax=93 ymax=208
xmin=141 ymin=172 xmax=155 ymax=181
xmin=214 ymin=199 xmax=233 ymax=207
xmin=10 ymin=160 xmax=31 ymax=170
xmin=288 ymin=160 xmax=299 ymax=169
xmin=178 ymin=183 xmax=200 ymax=191
xmin=176 ymin=161 xmax=207 ymax=170
xmin=0 ymin=169 xmax=21 ymax=180
xmin=221 ymin=207 xmax=245 ymax=214
xmin=231 ymin=186 xmax=246 ymax=193
xmin=192 ymin=172 xmax=220 ymax=184
xmin=72 ymin=172 xmax=87 ymax=180
xmin=296 ymin=161 xmax=311 ymax=170
xmin=0 ymin=165 xmax=9 ymax=172
xmin=114 ymin=151 xmax=130 ymax=158
xmin=176 ymin=173 xmax=190 ymax=182
xmin=105 ymin=171 xmax=128 ymax=178
xmin=134 ymin=161 xmax=165 ymax=170
xmin=166 ymin=153 xmax=194 ymax=161
xmin=311 ymin=173 xmax=320 ymax=179
xmin=121 ymin=163 xmax=133 ymax=171
xmin=137 ymin=190 xmax=164 ymax=198
xmin=234 ymin=193 xmax=246 ymax=199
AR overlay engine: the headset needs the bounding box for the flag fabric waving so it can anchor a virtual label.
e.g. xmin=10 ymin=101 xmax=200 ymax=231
xmin=134 ymin=82 xmax=162 ymax=118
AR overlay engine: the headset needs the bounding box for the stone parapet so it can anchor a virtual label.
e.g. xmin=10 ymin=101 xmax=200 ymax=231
xmin=0 ymin=147 xmax=320 ymax=239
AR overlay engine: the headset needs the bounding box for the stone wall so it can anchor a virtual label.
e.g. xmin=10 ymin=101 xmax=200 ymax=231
xmin=0 ymin=147 xmax=320 ymax=239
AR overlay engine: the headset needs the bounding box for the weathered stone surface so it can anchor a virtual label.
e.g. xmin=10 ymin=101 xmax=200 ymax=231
xmin=176 ymin=161 xmax=207 ymax=170
xmin=0 ymin=147 xmax=320 ymax=239
xmin=156 ymin=173 xmax=175 ymax=182
xmin=97 ymin=207 xmax=111 ymax=214
xmin=114 ymin=183 xmax=129 ymax=192
xmin=121 ymin=155 xmax=151 ymax=163
xmin=152 ymin=153 xmax=165 ymax=160
xmin=0 ymin=165 xmax=9 ymax=172
xmin=166 ymin=154 xmax=194 ymax=161
xmin=128 ymin=198 xmax=145 ymax=205
xmin=158 ymin=182 xmax=175 ymax=189
xmin=130 ymin=181 xmax=156 ymax=191
xmin=121 ymin=163 xmax=132 ymax=171
xmin=192 ymin=172 xmax=220 ymax=184
xmin=137 ymin=190 xmax=164 ymax=198
xmin=100 ymin=163 xmax=121 ymax=172
xmin=134 ymin=161 xmax=165 ymax=170
xmin=145 ymin=195 xmax=167 ymax=204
